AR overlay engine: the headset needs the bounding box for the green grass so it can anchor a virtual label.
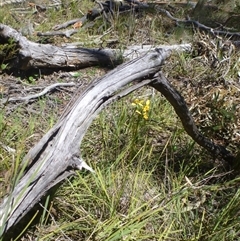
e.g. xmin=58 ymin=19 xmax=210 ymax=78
xmin=1 ymin=0 xmax=240 ymax=240
xmin=3 ymin=90 xmax=236 ymax=241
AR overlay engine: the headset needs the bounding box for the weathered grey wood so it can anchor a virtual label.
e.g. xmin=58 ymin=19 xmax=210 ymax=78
xmin=0 ymin=0 xmax=61 ymax=7
xmin=0 ymin=24 xmax=192 ymax=70
xmin=0 ymin=25 xmax=235 ymax=237
xmin=150 ymin=72 xmax=234 ymax=164
xmin=0 ymin=24 xmax=119 ymax=70
xmin=0 ymin=48 xmax=171 ymax=235
xmin=1 ymin=82 xmax=76 ymax=104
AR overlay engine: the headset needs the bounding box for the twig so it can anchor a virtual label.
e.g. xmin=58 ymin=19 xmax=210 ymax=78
xmin=52 ymin=17 xmax=87 ymax=31
xmin=1 ymin=82 xmax=76 ymax=104
xmin=157 ymin=7 xmax=240 ymax=39
xmin=37 ymin=29 xmax=78 ymax=38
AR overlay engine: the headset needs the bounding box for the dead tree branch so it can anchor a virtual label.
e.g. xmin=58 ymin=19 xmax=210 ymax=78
xmin=37 ymin=29 xmax=78 ymax=38
xmin=0 ymin=48 xmax=171 ymax=234
xmin=0 ymin=24 xmax=191 ymax=70
xmin=52 ymin=17 xmax=87 ymax=31
xmin=150 ymin=72 xmax=234 ymax=164
xmin=0 ymin=46 xmax=235 ymax=236
xmin=0 ymin=18 xmax=237 ymax=236
xmin=157 ymin=7 xmax=240 ymax=39
xmin=1 ymin=82 xmax=76 ymax=104
xmin=0 ymin=24 xmax=119 ymax=70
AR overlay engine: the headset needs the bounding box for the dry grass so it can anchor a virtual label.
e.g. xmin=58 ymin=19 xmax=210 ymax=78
xmin=1 ymin=0 xmax=240 ymax=240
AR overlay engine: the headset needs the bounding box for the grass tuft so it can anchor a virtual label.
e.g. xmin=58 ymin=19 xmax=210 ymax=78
xmin=1 ymin=0 xmax=240 ymax=240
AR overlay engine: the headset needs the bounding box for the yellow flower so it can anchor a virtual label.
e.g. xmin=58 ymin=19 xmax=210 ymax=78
xmin=143 ymin=113 xmax=148 ymax=120
xmin=132 ymin=98 xmax=150 ymax=120
xmin=143 ymin=100 xmax=150 ymax=112
xmin=142 ymin=99 xmax=150 ymax=119
xmin=132 ymin=98 xmax=144 ymax=107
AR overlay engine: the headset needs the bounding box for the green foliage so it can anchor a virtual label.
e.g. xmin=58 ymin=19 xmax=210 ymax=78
xmin=0 ymin=64 xmax=8 ymax=71
xmin=28 ymin=75 xmax=37 ymax=84
xmin=0 ymin=38 xmax=18 ymax=69
xmin=1 ymin=0 xmax=240 ymax=240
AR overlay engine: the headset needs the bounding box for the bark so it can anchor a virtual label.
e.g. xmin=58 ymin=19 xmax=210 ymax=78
xmin=0 ymin=24 xmax=119 ymax=70
xmin=0 ymin=25 xmax=235 ymax=237
xmin=150 ymin=72 xmax=234 ymax=164
xmin=0 ymin=24 xmax=192 ymax=71
xmin=0 ymin=48 xmax=171 ymax=235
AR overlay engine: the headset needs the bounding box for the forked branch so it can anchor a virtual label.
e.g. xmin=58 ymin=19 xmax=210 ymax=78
xmin=0 ymin=46 xmax=235 ymax=237
xmin=0 ymin=48 xmax=171 ymax=234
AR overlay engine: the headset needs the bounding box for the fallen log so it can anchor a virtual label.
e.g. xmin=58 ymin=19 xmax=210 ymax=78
xmin=0 ymin=24 xmax=236 ymax=237
xmin=0 ymin=45 xmax=235 ymax=236
xmin=0 ymin=24 xmax=192 ymax=71
xmin=0 ymin=24 xmax=119 ymax=70
xmin=0 ymin=47 xmax=171 ymax=235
